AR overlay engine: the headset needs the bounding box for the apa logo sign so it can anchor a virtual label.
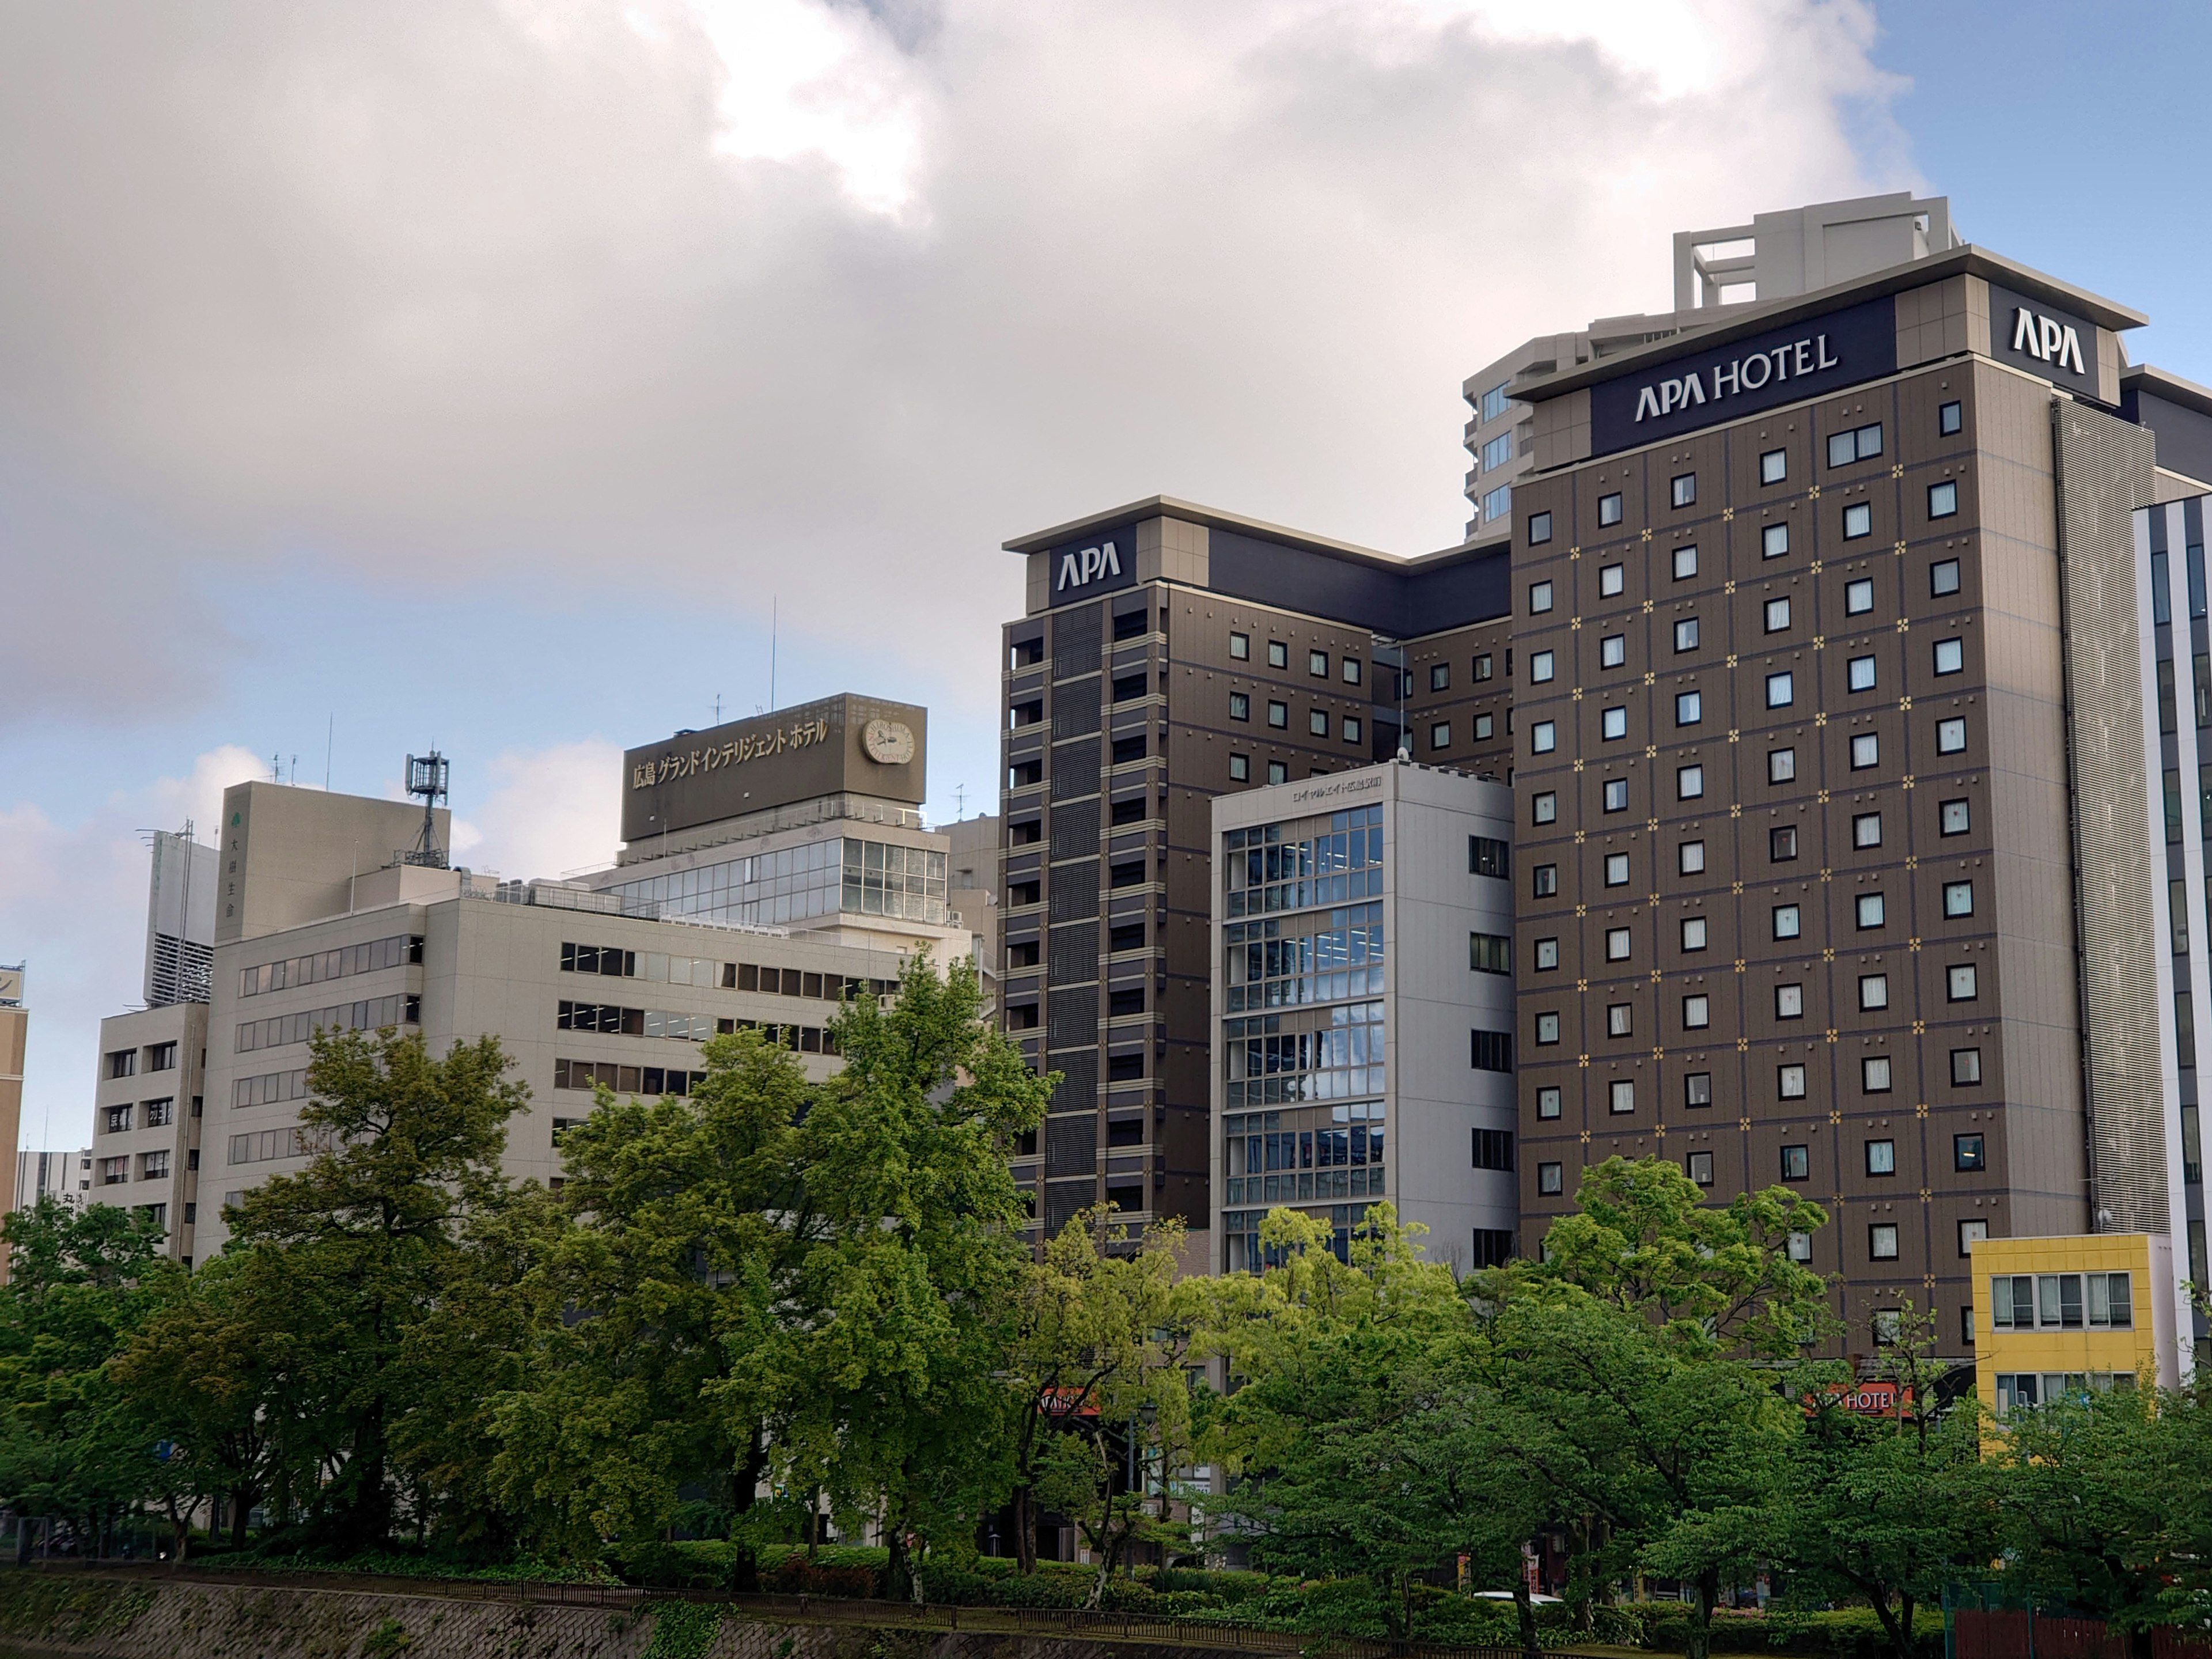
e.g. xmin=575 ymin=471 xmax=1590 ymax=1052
xmin=1056 ymin=539 xmax=1122 ymax=593
xmin=2010 ymin=306 xmax=2088 ymax=376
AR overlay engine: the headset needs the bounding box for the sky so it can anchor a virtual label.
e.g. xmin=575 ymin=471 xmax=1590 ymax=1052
xmin=0 ymin=0 xmax=2205 ymax=1153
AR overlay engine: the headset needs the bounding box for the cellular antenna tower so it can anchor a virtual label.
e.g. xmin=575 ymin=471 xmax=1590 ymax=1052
xmin=400 ymin=751 xmax=450 ymax=869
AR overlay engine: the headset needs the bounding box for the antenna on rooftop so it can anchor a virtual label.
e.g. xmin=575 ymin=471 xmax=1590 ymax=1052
xmin=400 ymin=751 xmax=451 ymax=869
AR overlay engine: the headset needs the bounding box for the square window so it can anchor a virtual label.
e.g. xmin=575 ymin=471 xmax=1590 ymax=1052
xmin=1471 ymin=713 xmax=1490 ymax=740
xmin=1851 ymin=733 xmax=1880 ymax=769
xmin=1312 ymin=709 xmax=1332 ymax=737
xmin=1267 ymin=761 xmax=1288 ymax=785
xmin=1343 ymin=715 xmax=1363 ymax=743
xmin=1941 ymin=798 xmax=1971 ymax=835
xmin=1427 ymin=661 xmax=1448 ymax=691
xmin=1859 ymin=974 xmax=1889 ymax=1009
xmin=1536 ymin=1012 xmax=1562 ymax=1045
xmin=1532 ymin=722 xmax=1557 ymax=755
xmin=1771 ymin=825 xmax=1799 ymax=861
xmin=1674 ymin=546 xmax=1699 ymax=579
xmin=1683 ymin=994 xmax=1710 ymax=1029
xmin=1676 ymin=691 xmax=1702 ymax=726
xmin=1955 ymin=1134 xmax=1985 ymax=1172
xmin=1529 ymin=581 xmax=1555 ymax=613
xmin=1765 ymin=597 xmax=1791 ymax=633
xmin=1849 ymin=654 xmax=1877 ymax=692
xmin=1857 ymin=893 xmax=1887 ymax=929
xmin=1532 ymin=790 xmax=1558 ymax=824
xmin=1934 ymin=637 xmax=1965 ymax=676
xmin=1268 ymin=641 xmax=1289 ymax=668
xmin=1949 ymin=964 xmax=1978 ymax=1001
xmin=1229 ymin=692 xmax=1249 ymax=721
xmin=1609 ymin=1079 xmax=1635 ymax=1113
xmin=1537 ymin=1086 xmax=1563 ymax=1119
xmin=1531 ymin=649 xmax=1555 ymax=682
xmin=1606 ymin=927 xmax=1631 ymax=961
xmin=1603 ymin=778 xmax=1629 ymax=813
xmin=1863 ymin=1055 xmax=1892 ymax=1093
xmin=1769 ymin=747 xmax=1797 ymax=783
xmin=1601 ymin=634 xmax=1627 ymax=669
xmin=1846 ymin=578 xmax=1874 ymax=615
xmin=1314 ymin=651 xmax=1332 ymax=677
xmin=1677 ymin=764 xmax=1705 ymax=800
xmin=1951 ymin=1047 xmax=1982 ymax=1085
xmin=1777 ymin=983 xmax=1805 ymax=1018
xmin=1229 ymin=632 xmax=1250 ymax=660
xmin=1681 ymin=916 xmax=1708 ymax=951
xmin=1843 ymin=502 xmax=1873 ymax=539
xmin=1853 ymin=812 xmax=1882 ymax=849
xmin=1343 ymin=657 xmax=1363 ymax=685
xmin=1781 ymin=1143 xmax=1810 ymax=1180
xmin=1866 ymin=1139 xmax=1896 ymax=1176
xmin=1605 ymin=853 xmax=1630 ymax=886
xmin=1229 ymin=754 xmax=1249 ymax=782
xmin=1474 ymin=653 xmax=1493 ymax=681
xmin=1789 ymin=1232 xmax=1814 ymax=1262
xmin=1929 ymin=480 xmax=1959 ymax=520
xmin=1267 ymin=700 xmax=1287 ymax=728
xmin=1533 ymin=863 xmax=1558 ymax=897
xmin=1600 ymin=563 xmax=1626 ymax=597
xmin=1763 ymin=522 xmax=1790 ymax=559
xmin=1940 ymin=401 xmax=1963 ymax=437
xmin=1937 ymin=718 xmax=1967 ymax=754
xmin=1538 ymin=1161 xmax=1564 ymax=1195
xmin=1760 ymin=449 xmax=1787 ymax=484
xmin=1672 ymin=473 xmax=1696 ymax=507
xmin=1959 ymin=1219 xmax=1988 ymax=1256
xmin=1687 ymin=1150 xmax=1714 ymax=1186
xmin=1675 ymin=618 xmax=1700 ymax=652
xmin=1529 ymin=511 xmax=1554 ymax=545
xmin=1779 ymin=1064 xmax=1808 ymax=1099
xmin=1599 ymin=492 xmax=1624 ymax=526
xmin=1679 ymin=840 xmax=1706 ymax=874
xmin=1772 ymin=903 xmax=1801 ymax=940
xmin=1534 ymin=937 xmax=1560 ymax=971
xmin=1827 ymin=430 xmax=1854 ymax=468
xmin=1944 ymin=881 xmax=1975 ymax=918
xmin=1869 ymin=1224 xmax=1900 ymax=1260
xmin=1602 ymin=706 xmax=1628 ymax=740
xmin=1430 ymin=721 xmax=1450 ymax=751
xmin=1685 ymin=1072 xmax=1713 ymax=1107
xmin=1766 ymin=671 xmax=1794 ymax=707
xmin=1931 ymin=559 xmax=1961 ymax=597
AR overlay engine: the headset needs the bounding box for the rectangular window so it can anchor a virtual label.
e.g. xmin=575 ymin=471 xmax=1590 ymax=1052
xmin=1866 ymin=1139 xmax=1896 ymax=1176
xmin=1482 ymin=483 xmax=1512 ymax=522
xmin=1470 ymin=933 xmax=1512 ymax=974
xmin=1343 ymin=715 xmax=1362 ymax=743
xmin=1469 ymin=836 xmax=1509 ymax=878
xmin=1854 ymin=812 xmax=1882 ymax=848
xmin=1533 ymin=937 xmax=1559 ymax=971
xmin=1267 ymin=700 xmax=1287 ymax=728
xmin=1949 ymin=964 xmax=1978 ymax=1001
xmin=1528 ymin=580 xmax=1554 ymax=614
xmin=1533 ymin=791 xmax=1558 ymax=825
xmin=1828 ymin=423 xmax=1883 ymax=466
xmin=1599 ymin=492 xmax=1623 ymax=526
xmin=1533 ymin=863 xmax=1558 ymax=897
xmin=1679 ymin=840 xmax=1706 ymax=874
xmin=1934 ymin=638 xmax=1965 ymax=676
xmin=1472 ymin=1128 xmax=1516 ymax=1171
xmin=1535 ymin=1013 xmax=1561 ymax=1046
xmin=1429 ymin=661 xmax=1449 ymax=691
xmin=1229 ymin=692 xmax=1249 ymax=721
xmin=1682 ymin=994 xmax=1710 ymax=1029
xmin=1776 ymin=984 xmax=1805 ymax=1018
xmin=1532 ymin=722 xmax=1557 ymax=756
xmin=1343 ymin=657 xmax=1363 ymax=685
xmin=1601 ymin=634 xmax=1627 ymax=668
xmin=1267 ymin=762 xmax=1287 ymax=785
xmin=1537 ymin=1161 xmax=1563 ymax=1195
xmin=1769 ymin=747 xmax=1796 ymax=783
xmin=1952 ymin=1047 xmax=1983 ymax=1085
xmin=1480 ymin=381 xmax=1512 ymax=422
xmin=1852 ymin=733 xmax=1881 ymax=768
xmin=1766 ymin=597 xmax=1791 ymax=632
xmin=1955 ymin=1133 xmax=1986 ymax=1171
xmin=1846 ymin=578 xmax=1873 ymax=615
xmin=1473 ymin=712 xmax=1491 ymax=740
xmin=1760 ymin=449 xmax=1787 ymax=484
xmin=106 ymin=1050 xmax=136 ymax=1080
xmin=1870 ymin=1224 xmax=1900 ymax=1260
xmin=1471 ymin=1029 xmax=1515 ymax=1071
xmin=1473 ymin=653 xmax=1493 ymax=681
xmin=1609 ymin=1080 xmax=1635 ymax=1113
xmin=1531 ymin=649 xmax=1555 ymax=681
xmin=1941 ymin=798 xmax=1971 ymax=835
xmin=1781 ymin=1144 xmax=1810 ymax=1180
xmin=1229 ymin=632 xmax=1249 ymax=660
xmin=1671 ymin=473 xmax=1696 ymax=508
xmin=146 ymin=1043 xmax=177 ymax=1072
xmin=1848 ymin=654 xmax=1877 ymax=693
xmin=1675 ymin=618 xmax=1700 ymax=652
xmin=1676 ymin=691 xmax=1702 ymax=726
xmin=1267 ymin=641 xmax=1289 ymax=668
xmin=1685 ymin=1072 xmax=1713 ymax=1107
xmin=1932 ymin=558 xmax=1961 ymax=597
xmin=1681 ymin=916 xmax=1707 ymax=951
xmin=1677 ymin=765 xmax=1704 ymax=800
xmin=1779 ymin=1064 xmax=1807 ymax=1099
xmin=1313 ymin=650 xmax=1332 ymax=678
xmin=1603 ymin=778 xmax=1628 ymax=812
xmin=1859 ymin=974 xmax=1889 ymax=1010
xmin=1528 ymin=511 xmax=1554 ymax=545
xmin=1960 ymin=1220 xmax=1988 ymax=1256
xmin=1601 ymin=563 xmax=1625 ymax=597
xmin=1843 ymin=502 xmax=1873 ymax=539
xmin=1856 ymin=893 xmax=1886 ymax=930
xmin=1228 ymin=754 xmax=1249 ymax=782
xmin=1772 ymin=904 xmax=1801 ymax=939
xmin=1687 ymin=1150 xmax=1714 ymax=1186
xmin=1862 ymin=1056 xmax=1892 ymax=1093
xmin=1944 ymin=881 xmax=1975 ymax=918
xmin=1606 ymin=1003 xmax=1633 ymax=1037
xmin=1767 ymin=671 xmax=1794 ymax=707
xmin=1674 ymin=546 xmax=1699 ymax=580
xmin=1763 ymin=522 xmax=1789 ymax=559
xmin=1929 ymin=480 xmax=1959 ymax=519
xmin=1940 ymin=400 xmax=1963 ymax=436
xmin=1429 ymin=722 xmax=1450 ymax=751
xmin=1601 ymin=707 xmax=1627 ymax=740
xmin=1771 ymin=825 xmax=1799 ymax=861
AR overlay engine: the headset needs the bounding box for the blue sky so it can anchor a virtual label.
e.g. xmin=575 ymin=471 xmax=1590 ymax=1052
xmin=2 ymin=0 xmax=2206 ymax=1150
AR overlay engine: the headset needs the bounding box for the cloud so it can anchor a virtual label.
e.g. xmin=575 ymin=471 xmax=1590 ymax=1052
xmin=450 ymin=740 xmax=625 ymax=885
xmin=0 ymin=746 xmax=262 ymax=1155
xmin=0 ymin=0 xmax=1906 ymax=733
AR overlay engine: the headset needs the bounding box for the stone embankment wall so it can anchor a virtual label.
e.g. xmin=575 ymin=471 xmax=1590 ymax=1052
xmin=0 ymin=1574 xmax=1275 ymax=1659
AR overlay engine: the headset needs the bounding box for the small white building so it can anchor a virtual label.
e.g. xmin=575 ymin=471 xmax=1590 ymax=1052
xmin=1210 ymin=759 xmax=1517 ymax=1276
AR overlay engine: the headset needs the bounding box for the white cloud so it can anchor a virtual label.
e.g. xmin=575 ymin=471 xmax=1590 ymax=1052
xmin=451 ymin=740 xmax=626 ymax=885
xmin=0 ymin=0 xmax=1906 ymax=734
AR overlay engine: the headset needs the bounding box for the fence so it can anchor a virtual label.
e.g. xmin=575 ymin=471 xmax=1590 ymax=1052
xmin=1950 ymin=1605 xmax=2212 ymax=1659
xmin=0 ymin=1562 xmax=1612 ymax=1659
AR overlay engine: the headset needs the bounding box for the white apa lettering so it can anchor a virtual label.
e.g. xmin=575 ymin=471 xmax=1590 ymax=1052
xmin=1635 ymin=384 xmax=1663 ymax=422
xmin=1055 ymin=539 xmax=1122 ymax=592
xmin=2012 ymin=308 xmax=2040 ymax=355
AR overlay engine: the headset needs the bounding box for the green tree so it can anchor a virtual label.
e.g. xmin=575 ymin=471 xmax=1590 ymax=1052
xmin=225 ymin=1027 xmax=528 ymax=1550
xmin=730 ymin=955 xmax=1046 ymax=1601
xmin=1764 ymin=1305 xmax=1997 ymax=1659
xmin=0 ymin=1200 xmax=176 ymax=1552
xmin=488 ymin=1027 xmax=810 ymax=1574
xmin=1012 ymin=1205 xmax=1192 ymax=1604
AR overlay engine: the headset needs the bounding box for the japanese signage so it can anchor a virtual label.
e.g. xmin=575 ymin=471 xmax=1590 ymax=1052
xmin=630 ymin=715 xmax=832 ymax=790
xmin=1589 ymin=297 xmax=1897 ymax=457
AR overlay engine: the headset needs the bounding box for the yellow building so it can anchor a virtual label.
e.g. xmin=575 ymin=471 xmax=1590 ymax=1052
xmin=1969 ymin=1234 xmax=2182 ymax=1417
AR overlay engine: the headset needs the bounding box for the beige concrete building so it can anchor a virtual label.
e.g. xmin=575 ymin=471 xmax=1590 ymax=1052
xmin=89 ymin=1002 xmax=207 ymax=1257
xmin=0 ymin=965 xmax=25 ymax=1277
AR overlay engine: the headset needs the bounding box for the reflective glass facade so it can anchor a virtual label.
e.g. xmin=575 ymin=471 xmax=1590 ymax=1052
xmin=604 ymin=836 xmax=949 ymax=927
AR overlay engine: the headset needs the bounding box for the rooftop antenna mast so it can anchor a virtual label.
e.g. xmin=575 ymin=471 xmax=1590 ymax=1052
xmin=401 ymin=751 xmax=450 ymax=869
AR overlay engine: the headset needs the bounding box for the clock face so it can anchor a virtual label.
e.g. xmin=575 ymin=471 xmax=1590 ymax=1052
xmin=863 ymin=719 xmax=915 ymax=766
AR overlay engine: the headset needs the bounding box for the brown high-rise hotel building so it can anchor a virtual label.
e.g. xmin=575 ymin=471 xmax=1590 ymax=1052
xmin=1006 ymin=195 xmax=2212 ymax=1369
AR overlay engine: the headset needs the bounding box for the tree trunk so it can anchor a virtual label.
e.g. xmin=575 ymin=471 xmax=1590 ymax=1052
xmin=227 ymin=1487 xmax=253 ymax=1552
xmin=727 ymin=1428 xmax=767 ymax=1592
xmin=1013 ymin=1484 xmax=1036 ymax=1574
xmin=1685 ymin=1569 xmax=1719 ymax=1659
xmin=1512 ymin=1575 xmax=1541 ymax=1659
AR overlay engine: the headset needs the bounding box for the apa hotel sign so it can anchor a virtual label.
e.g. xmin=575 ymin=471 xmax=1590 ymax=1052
xmin=1589 ymin=297 xmax=1897 ymax=456
xmin=1043 ymin=523 xmax=1137 ymax=607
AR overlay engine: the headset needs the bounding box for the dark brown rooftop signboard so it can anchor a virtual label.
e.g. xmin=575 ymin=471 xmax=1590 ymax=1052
xmin=619 ymin=694 xmax=927 ymax=843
